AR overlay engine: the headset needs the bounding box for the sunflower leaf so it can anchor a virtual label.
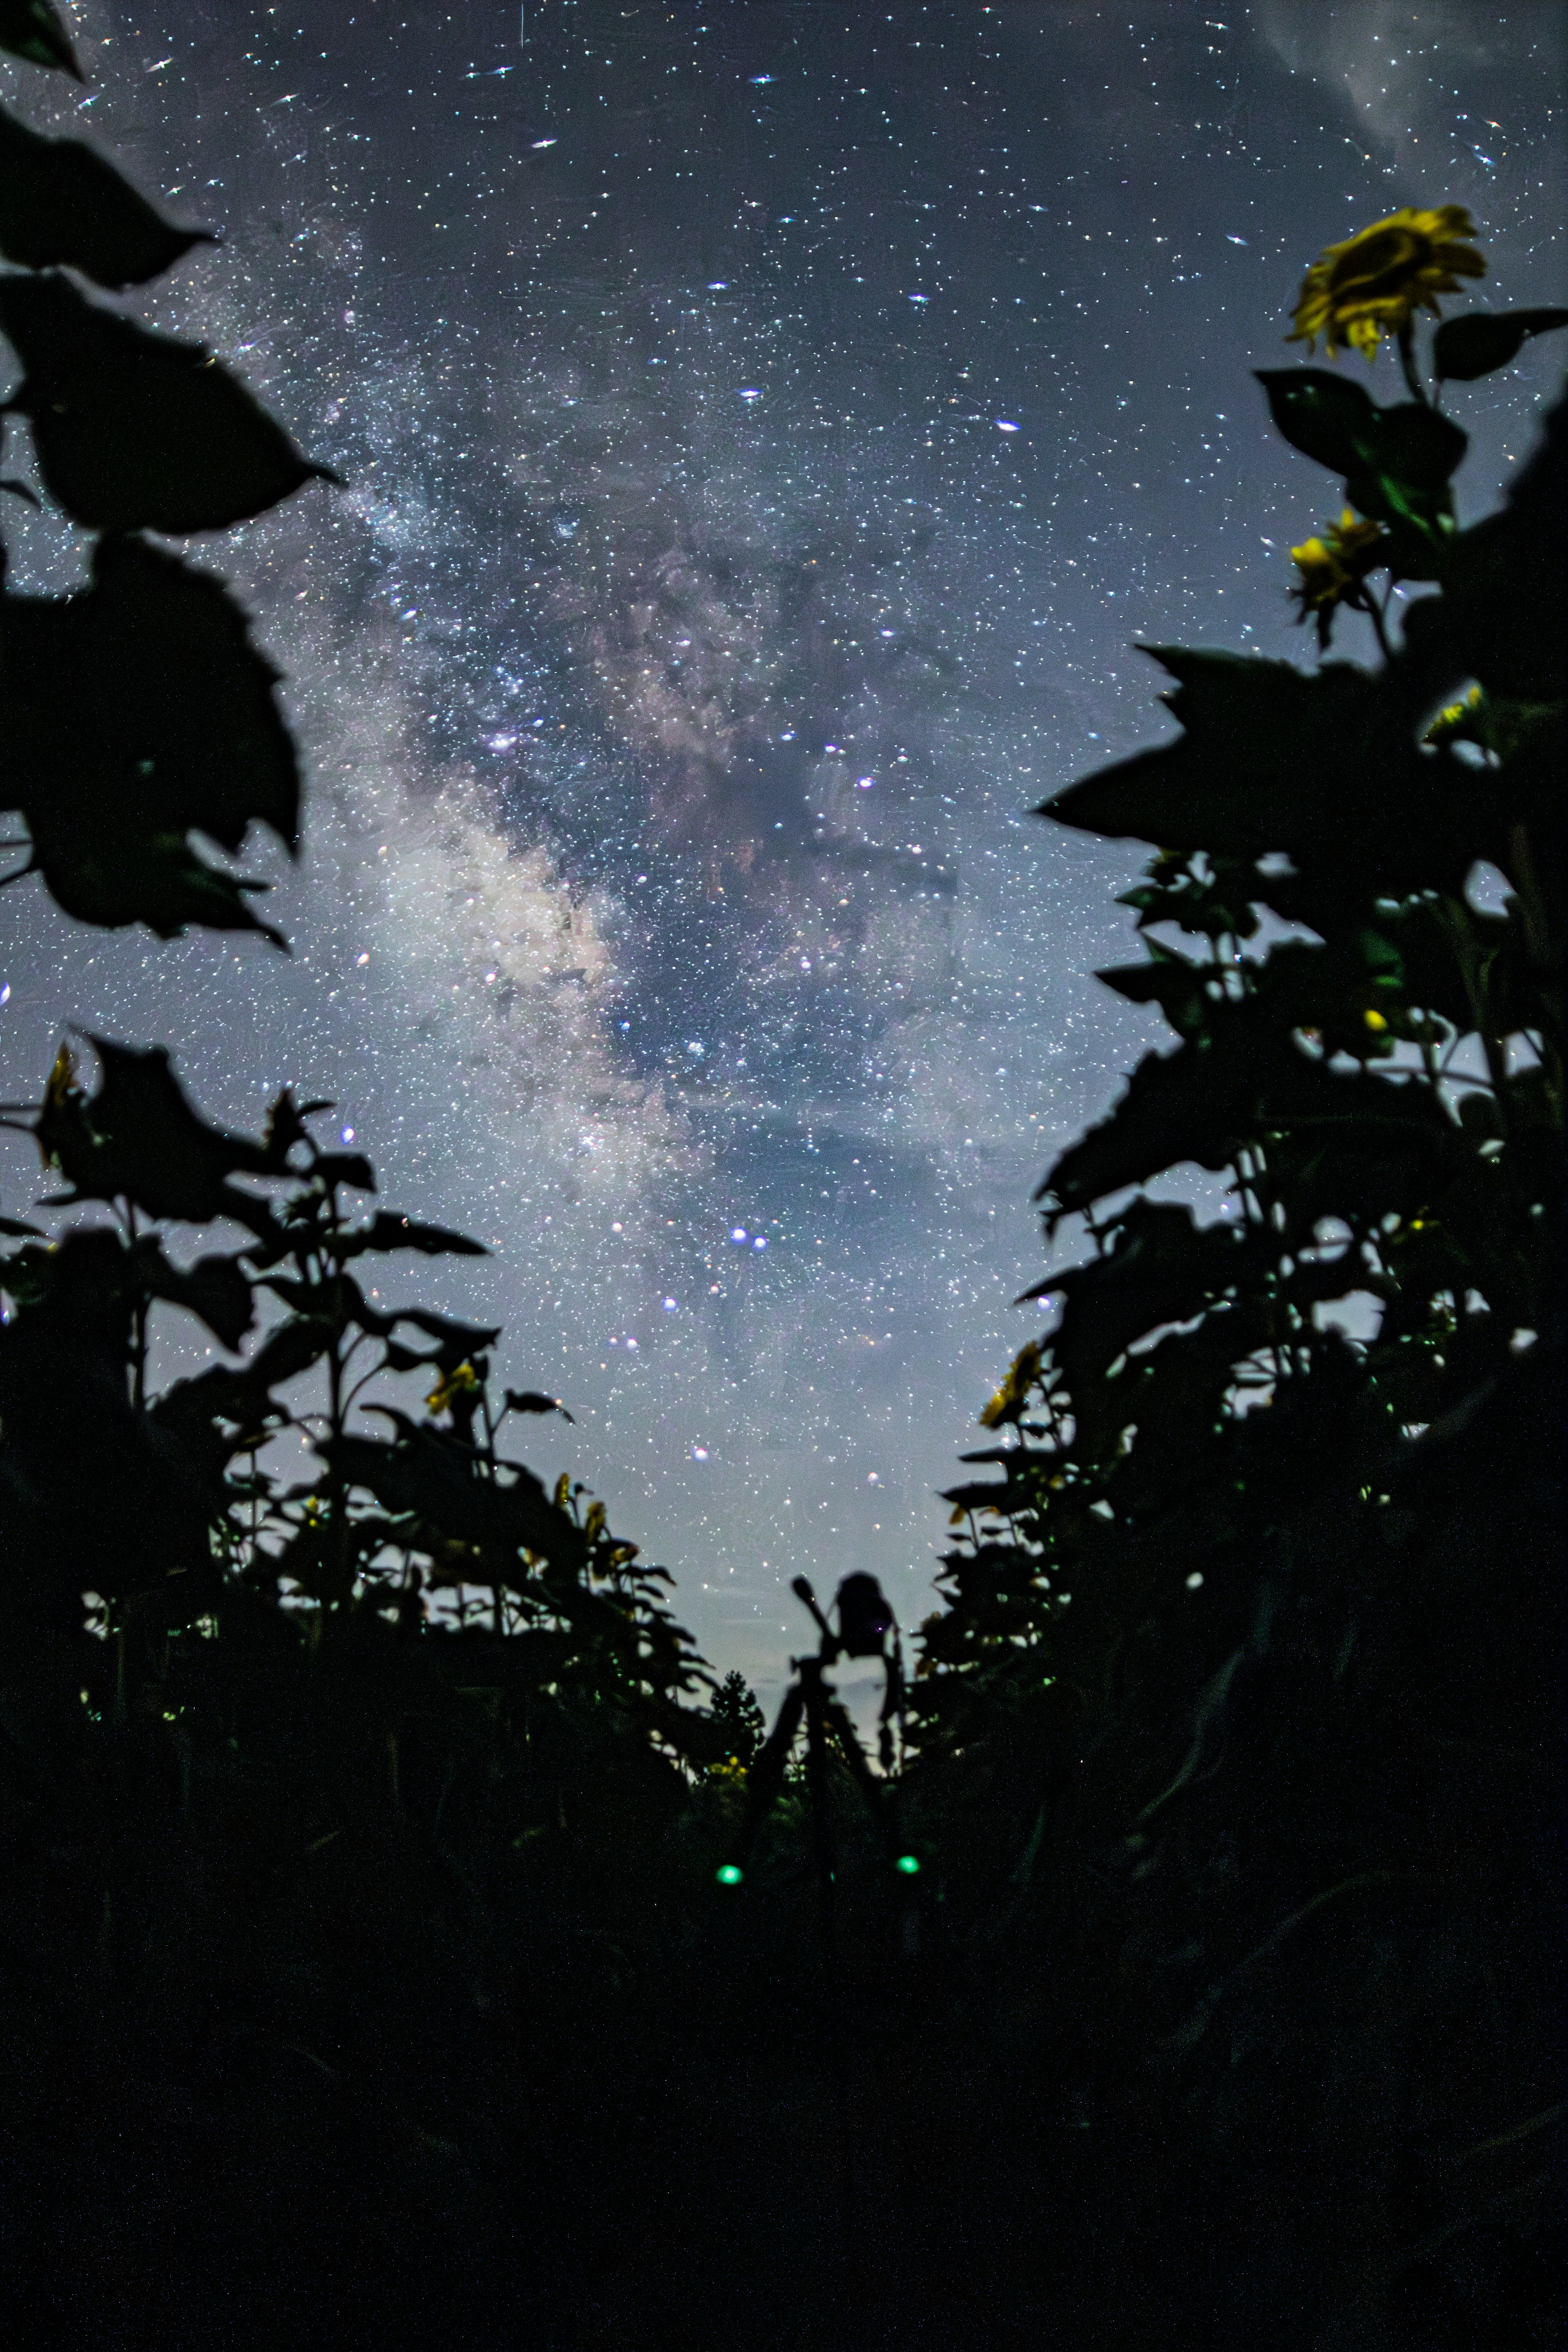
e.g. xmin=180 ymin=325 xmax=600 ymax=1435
xmin=0 ymin=271 xmax=341 ymax=532
xmin=0 ymin=536 xmax=299 ymax=940
xmin=36 ymin=1035 xmax=281 ymax=1225
xmin=1255 ymin=367 xmax=1378 ymax=473
xmin=0 ymin=105 xmax=214 ymax=287
xmin=1433 ymin=307 xmax=1568 ymax=383
xmin=0 ymin=0 xmax=80 ymax=77
xmin=1256 ymin=368 xmax=1468 ymax=550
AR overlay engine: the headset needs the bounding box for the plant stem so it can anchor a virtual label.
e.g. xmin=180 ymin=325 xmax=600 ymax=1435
xmin=1396 ymin=321 xmax=1426 ymax=405
xmin=1358 ymin=588 xmax=1394 ymax=664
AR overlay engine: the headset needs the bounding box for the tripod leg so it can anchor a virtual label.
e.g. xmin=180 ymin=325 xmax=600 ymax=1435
xmin=726 ymin=1679 xmax=805 ymax=1871
xmin=804 ymin=1666 xmax=835 ymax=1951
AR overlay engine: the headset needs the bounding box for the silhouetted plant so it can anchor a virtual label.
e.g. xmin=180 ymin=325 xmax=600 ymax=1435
xmin=0 ymin=7 xmax=706 ymax=1736
xmin=2 ymin=17 xmax=1562 ymax=2338
xmin=909 ymin=207 xmax=1563 ymax=2340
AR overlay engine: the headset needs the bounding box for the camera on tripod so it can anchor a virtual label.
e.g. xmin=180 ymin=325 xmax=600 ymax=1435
xmin=715 ymin=1570 xmax=918 ymax=1889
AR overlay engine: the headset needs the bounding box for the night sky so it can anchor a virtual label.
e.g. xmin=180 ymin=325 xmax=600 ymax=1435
xmin=2 ymin=1 xmax=1562 ymax=1706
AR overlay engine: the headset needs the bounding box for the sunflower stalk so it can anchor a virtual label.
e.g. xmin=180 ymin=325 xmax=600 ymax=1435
xmin=1395 ymin=318 xmax=1427 ymax=406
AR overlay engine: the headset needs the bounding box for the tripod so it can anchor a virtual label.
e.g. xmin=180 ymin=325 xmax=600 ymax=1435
xmin=722 ymin=1571 xmax=911 ymax=1899
xmin=715 ymin=1574 xmax=917 ymax=2328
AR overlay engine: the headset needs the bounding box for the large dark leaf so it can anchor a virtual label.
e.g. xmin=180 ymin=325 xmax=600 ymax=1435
xmin=1434 ymin=308 xmax=1568 ymax=383
xmin=1046 ymin=647 xmax=1491 ymax=904
xmin=1095 ymin=942 xmax=1216 ymax=1042
xmin=1098 ymin=1303 xmax=1273 ymax=1518
xmin=1343 ymin=401 xmax=1468 ymax=539
xmin=341 ymin=1212 xmax=488 ymax=1260
xmin=1254 ymin=367 xmax=1377 ymax=474
xmin=323 ymin=1421 xmax=588 ymax=1579
xmin=0 ymin=1235 xmax=219 ymax=1617
xmin=36 ymin=1033 xmax=278 ymax=1223
xmin=1046 ymin=650 xmax=1368 ymax=854
xmin=1027 ymin=1201 xmax=1265 ymax=1399
xmin=1403 ymin=386 xmax=1567 ymax=704
xmin=0 ymin=105 xmax=213 ymax=287
xmin=1046 ymin=651 xmax=1410 ymax=860
xmin=140 ymin=1244 xmax=257 ymax=1352
xmin=149 ymin=1327 xmax=326 ymax=1464
xmin=1039 ymin=1012 xmax=1456 ymax=1227
xmin=236 ymin=1312 xmax=337 ymax=1395
xmin=1256 ymin=368 xmax=1467 ymax=546
xmin=0 ymin=535 xmax=299 ymax=939
xmin=392 ymin=1307 xmax=503 ymax=1361
xmin=0 ymin=270 xmax=341 ymax=531
xmin=0 ymin=0 xmax=79 ymax=77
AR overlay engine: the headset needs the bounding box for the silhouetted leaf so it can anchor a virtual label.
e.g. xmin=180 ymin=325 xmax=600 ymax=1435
xmin=1046 ymin=648 xmax=1490 ymax=901
xmin=1096 ymin=942 xmax=1216 ymax=1040
xmin=0 ymin=270 xmax=341 ymax=531
xmin=1434 ymin=307 xmax=1568 ymax=382
xmin=394 ymin=1308 xmax=502 ymax=1360
xmin=506 ymin=1390 xmax=575 ymax=1422
xmin=0 ymin=1234 xmax=218 ymax=1610
xmin=36 ymin=1033 xmax=278 ymax=1223
xmin=1255 ymin=369 xmax=1467 ymax=548
xmin=0 ymin=535 xmax=299 ymax=939
xmin=1255 ymin=366 xmax=1376 ymax=474
xmin=343 ymin=1212 xmax=486 ymax=1258
xmin=236 ymin=1312 xmax=336 ymax=1395
xmin=0 ymin=0 xmax=80 ymax=78
xmin=1038 ymin=1014 xmax=1456 ymax=1227
xmin=256 ymin=1273 xmax=359 ymax=1325
xmin=1343 ymin=401 xmax=1468 ymax=538
xmin=1026 ymin=1201 xmax=1264 ymax=1398
xmin=0 ymin=105 xmax=214 ymax=287
xmin=324 ymin=1420 xmax=588 ymax=1578
xmin=1403 ymin=385 xmax=1568 ymax=703
xmin=1048 ymin=652 xmax=1392 ymax=852
xmin=140 ymin=1246 xmax=256 ymax=1352
xmin=310 ymin=1152 xmax=377 ymax=1194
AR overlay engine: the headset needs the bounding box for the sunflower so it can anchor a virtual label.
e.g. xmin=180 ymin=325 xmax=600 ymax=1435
xmin=1289 ymin=510 xmax=1389 ymax=648
xmin=1423 ymin=683 xmax=1485 ymax=745
xmin=425 ymin=1359 xmax=481 ymax=1416
xmin=1288 ymin=206 xmax=1484 ymax=361
xmin=42 ymin=1040 xmax=78 ymax=1115
xmin=978 ymin=1338 xmax=1043 ymax=1431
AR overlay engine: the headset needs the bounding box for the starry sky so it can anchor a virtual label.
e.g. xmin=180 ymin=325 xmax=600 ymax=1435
xmin=1 ymin=0 xmax=1563 ymax=1706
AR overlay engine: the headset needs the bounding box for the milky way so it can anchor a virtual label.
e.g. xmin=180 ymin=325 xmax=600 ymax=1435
xmin=1 ymin=1 xmax=1562 ymax=1703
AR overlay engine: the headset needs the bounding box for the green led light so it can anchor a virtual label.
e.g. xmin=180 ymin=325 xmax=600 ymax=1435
xmin=715 ymin=1863 xmax=744 ymax=1886
xmin=895 ymin=1854 xmax=921 ymax=1876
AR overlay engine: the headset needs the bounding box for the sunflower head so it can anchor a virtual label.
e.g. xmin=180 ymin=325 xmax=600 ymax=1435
xmin=425 ymin=1359 xmax=481 ymax=1417
xmin=979 ymin=1338 xmax=1043 ymax=1430
xmin=1423 ymin=683 xmax=1485 ymax=745
xmin=1289 ymin=509 xmax=1388 ymax=647
xmin=1288 ymin=206 xmax=1485 ymax=361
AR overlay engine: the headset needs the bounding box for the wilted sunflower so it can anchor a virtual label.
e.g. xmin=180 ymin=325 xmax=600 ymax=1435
xmin=42 ymin=1040 xmax=78 ymax=1114
xmin=426 ymin=1359 xmax=481 ymax=1416
xmin=1423 ymin=683 xmax=1485 ymax=744
xmin=1290 ymin=509 xmax=1389 ymax=648
xmin=1288 ymin=205 xmax=1484 ymax=361
xmin=978 ymin=1338 xmax=1043 ymax=1431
